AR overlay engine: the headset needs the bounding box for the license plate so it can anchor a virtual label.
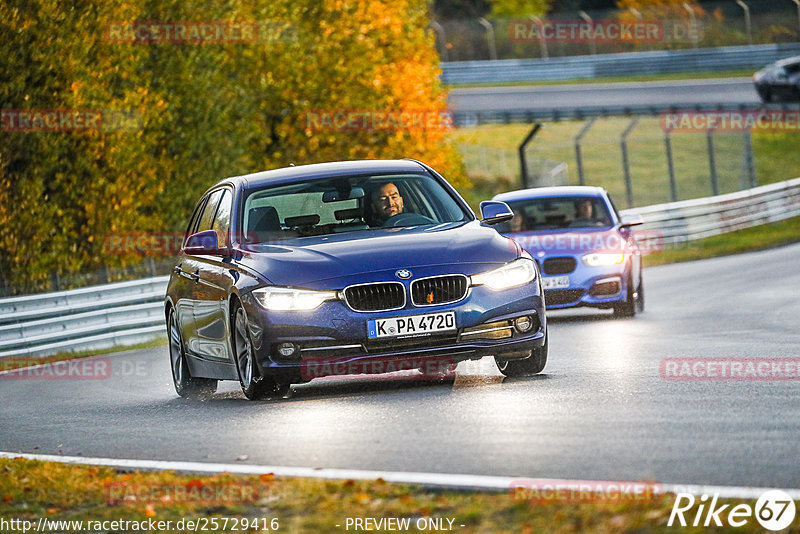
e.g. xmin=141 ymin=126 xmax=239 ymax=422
xmin=368 ymin=312 xmax=456 ymax=339
xmin=542 ymin=276 xmax=570 ymax=289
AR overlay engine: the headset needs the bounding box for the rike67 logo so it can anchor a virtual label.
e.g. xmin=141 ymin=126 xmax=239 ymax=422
xmin=668 ymin=490 xmax=796 ymax=530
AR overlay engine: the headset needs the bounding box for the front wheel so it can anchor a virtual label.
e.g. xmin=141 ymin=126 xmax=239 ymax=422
xmin=614 ymin=271 xmax=643 ymax=318
xmin=168 ymin=309 xmax=217 ymax=398
xmin=232 ymin=304 xmax=280 ymax=400
xmin=496 ymin=331 xmax=548 ymax=377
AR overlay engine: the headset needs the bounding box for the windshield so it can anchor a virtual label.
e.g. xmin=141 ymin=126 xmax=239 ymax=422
xmin=240 ymin=172 xmax=470 ymax=243
xmin=496 ymin=196 xmax=613 ymax=232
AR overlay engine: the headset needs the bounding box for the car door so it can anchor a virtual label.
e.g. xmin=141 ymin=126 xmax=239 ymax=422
xmin=192 ymin=188 xmax=235 ymax=362
xmin=173 ymin=195 xmax=208 ymax=349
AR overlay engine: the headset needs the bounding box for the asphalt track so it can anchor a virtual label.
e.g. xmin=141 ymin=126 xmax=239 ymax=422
xmin=448 ymin=78 xmax=760 ymax=114
xmin=1 ymin=242 xmax=799 ymax=489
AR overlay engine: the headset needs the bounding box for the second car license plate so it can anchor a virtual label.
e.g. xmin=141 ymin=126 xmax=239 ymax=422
xmin=542 ymin=276 xmax=570 ymax=289
xmin=368 ymin=312 xmax=456 ymax=339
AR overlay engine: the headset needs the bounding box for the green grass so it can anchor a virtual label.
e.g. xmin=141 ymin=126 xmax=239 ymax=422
xmin=0 ymin=458 xmax=785 ymax=533
xmin=643 ymin=215 xmax=800 ymax=266
xmin=452 ymin=120 xmax=800 ymax=209
xmin=447 ymin=70 xmax=753 ymax=88
xmin=0 ymin=337 xmax=167 ymax=372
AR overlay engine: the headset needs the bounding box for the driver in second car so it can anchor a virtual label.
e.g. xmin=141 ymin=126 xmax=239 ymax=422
xmin=369 ymin=182 xmax=404 ymax=225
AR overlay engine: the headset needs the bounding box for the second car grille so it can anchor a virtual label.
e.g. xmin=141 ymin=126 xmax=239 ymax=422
xmin=543 ymin=257 xmax=577 ymax=275
xmin=344 ymin=282 xmax=405 ymax=312
xmin=545 ymin=288 xmax=585 ymax=305
xmin=410 ymin=275 xmax=468 ymax=306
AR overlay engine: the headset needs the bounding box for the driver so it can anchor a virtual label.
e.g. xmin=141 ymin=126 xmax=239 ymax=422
xmin=574 ymin=199 xmax=594 ymax=220
xmin=369 ymin=182 xmax=404 ymax=225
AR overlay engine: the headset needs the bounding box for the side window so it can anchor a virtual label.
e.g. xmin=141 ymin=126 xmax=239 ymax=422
xmin=196 ymin=189 xmax=224 ymax=233
xmin=212 ymin=189 xmax=232 ymax=247
xmin=185 ymin=196 xmax=208 ymax=239
xmin=606 ymin=195 xmax=622 ymax=220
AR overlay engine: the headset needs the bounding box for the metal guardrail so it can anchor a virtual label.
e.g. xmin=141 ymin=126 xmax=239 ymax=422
xmin=0 ymin=277 xmax=169 ymax=359
xmin=441 ymin=43 xmax=800 ymax=85
xmin=623 ymin=177 xmax=800 ymax=246
xmin=1 ymin=177 xmax=799 ymax=360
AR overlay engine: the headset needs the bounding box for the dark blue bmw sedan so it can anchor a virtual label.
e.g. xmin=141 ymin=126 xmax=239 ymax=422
xmin=165 ymin=159 xmax=546 ymax=399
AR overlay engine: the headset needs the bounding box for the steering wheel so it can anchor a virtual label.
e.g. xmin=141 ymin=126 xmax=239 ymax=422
xmin=383 ymin=212 xmax=436 ymax=227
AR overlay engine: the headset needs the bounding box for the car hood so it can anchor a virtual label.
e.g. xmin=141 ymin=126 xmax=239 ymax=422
xmin=236 ymin=221 xmax=518 ymax=286
xmin=504 ymin=227 xmax=627 ymax=256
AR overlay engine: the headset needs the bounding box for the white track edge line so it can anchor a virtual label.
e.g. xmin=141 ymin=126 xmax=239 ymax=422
xmin=2 ymin=452 xmax=798 ymax=500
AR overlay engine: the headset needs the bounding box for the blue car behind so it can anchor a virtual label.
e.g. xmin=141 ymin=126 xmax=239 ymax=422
xmin=165 ymin=159 xmax=547 ymax=399
xmin=492 ymin=186 xmax=644 ymax=318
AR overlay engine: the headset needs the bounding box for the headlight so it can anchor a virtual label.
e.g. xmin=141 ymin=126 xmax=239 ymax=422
xmin=252 ymin=287 xmax=337 ymax=311
xmin=582 ymin=253 xmax=624 ymax=266
xmin=471 ymin=257 xmax=536 ymax=290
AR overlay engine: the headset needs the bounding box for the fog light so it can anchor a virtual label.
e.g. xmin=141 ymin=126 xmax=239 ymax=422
xmin=514 ymin=316 xmax=533 ymax=333
xmin=277 ymin=343 xmax=297 ymax=358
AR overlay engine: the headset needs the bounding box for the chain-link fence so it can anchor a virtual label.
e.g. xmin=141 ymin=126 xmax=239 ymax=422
xmin=456 ymin=117 xmax=763 ymax=208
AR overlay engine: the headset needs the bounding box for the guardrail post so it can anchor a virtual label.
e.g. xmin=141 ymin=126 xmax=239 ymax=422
xmin=429 ymin=21 xmax=448 ymax=61
xmin=518 ymin=123 xmax=542 ymax=189
xmin=578 ymin=11 xmax=597 ymax=55
xmin=621 ymin=117 xmax=640 ymax=208
xmin=478 ymin=18 xmax=498 ymax=61
xmin=529 ymin=16 xmax=549 ymax=59
xmin=50 ymin=270 xmax=60 ymax=292
xmin=707 ymin=125 xmax=719 ymax=196
xmin=665 ymin=128 xmax=678 ymax=202
xmin=682 ymin=3 xmax=700 ymax=49
xmin=736 ymin=0 xmax=753 ymax=45
xmin=742 ymin=131 xmax=757 ymax=188
xmin=794 ymin=0 xmax=800 ymax=35
xmin=574 ymin=118 xmax=596 ymax=186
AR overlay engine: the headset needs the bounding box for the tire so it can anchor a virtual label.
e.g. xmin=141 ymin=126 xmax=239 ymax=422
xmin=495 ymin=331 xmax=548 ymax=377
xmin=168 ymin=309 xmax=217 ymax=398
xmin=232 ymin=303 xmax=280 ymax=400
xmin=635 ymin=273 xmax=645 ymax=313
xmin=613 ymin=273 xmax=639 ymax=318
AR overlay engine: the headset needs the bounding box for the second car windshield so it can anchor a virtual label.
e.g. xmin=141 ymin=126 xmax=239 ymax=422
xmin=498 ymin=196 xmax=613 ymax=232
xmin=241 ymin=172 xmax=470 ymax=242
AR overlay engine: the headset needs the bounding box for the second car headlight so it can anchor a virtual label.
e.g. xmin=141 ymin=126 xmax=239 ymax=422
xmin=471 ymin=257 xmax=537 ymax=290
xmin=252 ymin=287 xmax=337 ymax=311
xmin=582 ymin=253 xmax=624 ymax=266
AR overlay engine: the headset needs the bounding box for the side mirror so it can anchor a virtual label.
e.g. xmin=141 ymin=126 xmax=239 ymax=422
xmin=619 ymin=213 xmax=644 ymax=228
xmin=480 ymin=201 xmax=514 ymax=225
xmin=184 ymin=230 xmax=228 ymax=255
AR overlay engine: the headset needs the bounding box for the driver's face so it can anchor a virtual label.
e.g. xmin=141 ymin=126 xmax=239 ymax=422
xmin=372 ymin=183 xmax=403 ymax=220
xmin=576 ymin=200 xmax=593 ymax=218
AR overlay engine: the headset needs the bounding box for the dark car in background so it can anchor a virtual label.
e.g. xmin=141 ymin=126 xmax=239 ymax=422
xmin=753 ymin=56 xmax=800 ymax=102
xmin=165 ymin=159 xmax=547 ymax=400
xmin=492 ymin=186 xmax=644 ymax=318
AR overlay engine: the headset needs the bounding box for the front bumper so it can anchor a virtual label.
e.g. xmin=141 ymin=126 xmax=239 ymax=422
xmin=240 ymin=280 xmax=545 ymax=382
xmin=540 ymin=262 xmax=631 ymax=310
